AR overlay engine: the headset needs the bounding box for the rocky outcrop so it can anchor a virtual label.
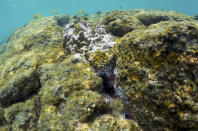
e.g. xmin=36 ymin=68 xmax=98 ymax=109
xmin=0 ymin=16 xmax=66 ymax=130
xmin=116 ymin=21 xmax=198 ymax=130
xmin=100 ymin=11 xmax=145 ymax=37
xmin=129 ymin=9 xmax=194 ymax=26
xmin=0 ymin=9 xmax=197 ymax=130
xmin=0 ymin=11 xmax=140 ymax=130
xmin=0 ymin=16 xmax=64 ymax=108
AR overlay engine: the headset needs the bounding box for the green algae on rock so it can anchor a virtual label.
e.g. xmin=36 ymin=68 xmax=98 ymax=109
xmin=0 ymin=12 xmax=140 ymax=130
xmin=0 ymin=16 xmax=67 ymax=130
xmin=3 ymin=96 xmax=39 ymax=130
xmin=116 ymin=20 xmax=198 ymax=130
xmin=129 ymin=9 xmax=194 ymax=26
xmin=0 ymin=52 xmax=39 ymax=107
xmin=101 ymin=11 xmax=145 ymax=37
xmin=90 ymin=115 xmax=141 ymax=131
xmin=0 ymin=16 xmax=65 ymax=108
xmin=0 ymin=9 xmax=198 ymax=130
xmin=38 ymin=55 xmax=103 ymax=106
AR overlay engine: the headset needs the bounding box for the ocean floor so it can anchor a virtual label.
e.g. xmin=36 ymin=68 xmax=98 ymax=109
xmin=0 ymin=9 xmax=198 ymax=130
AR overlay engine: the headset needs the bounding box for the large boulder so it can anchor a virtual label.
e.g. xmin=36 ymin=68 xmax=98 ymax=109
xmin=0 ymin=16 xmax=65 ymax=108
xmin=0 ymin=9 xmax=197 ymax=130
xmin=100 ymin=11 xmax=145 ymax=37
xmin=116 ymin=20 xmax=198 ymax=130
xmin=129 ymin=9 xmax=194 ymax=26
xmin=0 ymin=12 xmax=140 ymax=130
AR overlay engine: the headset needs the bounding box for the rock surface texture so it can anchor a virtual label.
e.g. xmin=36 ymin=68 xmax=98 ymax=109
xmin=0 ymin=9 xmax=197 ymax=131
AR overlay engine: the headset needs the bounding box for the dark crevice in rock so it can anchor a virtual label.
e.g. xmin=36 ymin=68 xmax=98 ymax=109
xmin=98 ymin=57 xmax=117 ymax=97
xmin=0 ymin=110 xmax=6 ymax=127
xmin=97 ymin=57 xmax=138 ymax=121
xmin=7 ymin=79 xmax=42 ymax=129
xmin=2 ymin=77 xmax=41 ymax=108
xmin=137 ymin=15 xmax=169 ymax=26
xmin=83 ymin=108 xmax=112 ymax=123
xmin=90 ymin=54 xmax=137 ymax=122
xmin=101 ymin=75 xmax=115 ymax=96
xmin=124 ymin=107 xmax=137 ymax=120
xmin=56 ymin=100 xmax=67 ymax=114
xmin=17 ymin=78 xmax=42 ymax=105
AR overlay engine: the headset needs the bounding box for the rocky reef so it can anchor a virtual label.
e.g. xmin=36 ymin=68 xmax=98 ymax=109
xmin=0 ymin=9 xmax=198 ymax=130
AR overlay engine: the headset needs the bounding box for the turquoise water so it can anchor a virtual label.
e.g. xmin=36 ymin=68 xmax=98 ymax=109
xmin=0 ymin=0 xmax=198 ymax=45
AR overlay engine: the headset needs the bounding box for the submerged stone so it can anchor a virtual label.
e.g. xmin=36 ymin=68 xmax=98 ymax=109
xmin=101 ymin=11 xmax=145 ymax=37
xmin=116 ymin=20 xmax=198 ymax=130
xmin=0 ymin=9 xmax=197 ymax=130
xmin=129 ymin=9 xmax=194 ymax=26
xmin=0 ymin=53 xmax=39 ymax=107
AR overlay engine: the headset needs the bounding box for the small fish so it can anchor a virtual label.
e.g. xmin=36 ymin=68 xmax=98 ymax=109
xmin=194 ymin=14 xmax=198 ymax=20
xmin=77 ymin=8 xmax=84 ymax=15
xmin=53 ymin=9 xmax=57 ymax=15
xmin=115 ymin=5 xmax=123 ymax=11
xmin=34 ymin=14 xmax=41 ymax=20
xmin=96 ymin=11 xmax=102 ymax=15
xmin=115 ymin=8 xmax=121 ymax=11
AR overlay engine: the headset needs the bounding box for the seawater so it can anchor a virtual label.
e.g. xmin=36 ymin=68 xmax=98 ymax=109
xmin=0 ymin=0 xmax=198 ymax=45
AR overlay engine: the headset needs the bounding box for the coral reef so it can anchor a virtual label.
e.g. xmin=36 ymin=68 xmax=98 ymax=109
xmin=63 ymin=19 xmax=115 ymax=56
xmin=0 ymin=9 xmax=197 ymax=130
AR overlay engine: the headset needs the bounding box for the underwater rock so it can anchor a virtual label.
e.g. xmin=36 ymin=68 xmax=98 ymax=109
xmin=38 ymin=55 xmax=103 ymax=106
xmin=3 ymin=96 xmax=39 ymax=130
xmin=129 ymin=9 xmax=194 ymax=26
xmin=0 ymin=108 xmax=5 ymax=126
xmin=37 ymin=56 xmax=137 ymax=130
xmin=0 ymin=16 xmax=64 ymax=108
xmin=0 ymin=53 xmax=39 ymax=107
xmin=0 ymin=12 xmax=136 ymax=130
xmin=116 ymin=20 xmax=198 ymax=130
xmin=101 ymin=11 xmax=145 ymax=37
xmin=0 ymin=9 xmax=198 ymax=130
xmin=38 ymin=90 xmax=109 ymax=130
xmin=63 ymin=18 xmax=118 ymax=97
xmin=73 ymin=114 xmax=141 ymax=131
xmin=90 ymin=115 xmax=141 ymax=131
xmin=0 ymin=16 xmax=65 ymax=130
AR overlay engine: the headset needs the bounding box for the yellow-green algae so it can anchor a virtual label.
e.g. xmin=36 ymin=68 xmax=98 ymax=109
xmin=0 ymin=12 xmax=139 ymax=130
xmin=3 ymin=96 xmax=39 ymax=130
xmin=116 ymin=20 xmax=198 ymax=130
xmin=0 ymin=9 xmax=197 ymax=130
xmin=37 ymin=55 xmax=138 ymax=130
xmin=0 ymin=16 xmax=64 ymax=108
xmin=0 ymin=16 xmax=66 ymax=130
xmin=100 ymin=11 xmax=145 ymax=37
xmin=38 ymin=55 xmax=103 ymax=106
xmin=128 ymin=9 xmax=194 ymax=26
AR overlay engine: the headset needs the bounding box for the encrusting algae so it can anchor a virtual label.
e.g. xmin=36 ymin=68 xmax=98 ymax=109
xmin=0 ymin=9 xmax=198 ymax=130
